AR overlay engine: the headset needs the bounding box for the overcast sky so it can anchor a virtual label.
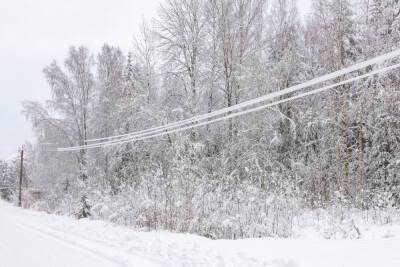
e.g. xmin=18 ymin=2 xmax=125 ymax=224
xmin=0 ymin=0 xmax=312 ymax=159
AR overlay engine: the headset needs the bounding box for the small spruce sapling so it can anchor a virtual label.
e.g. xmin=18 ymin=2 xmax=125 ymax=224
xmin=77 ymin=195 xmax=91 ymax=219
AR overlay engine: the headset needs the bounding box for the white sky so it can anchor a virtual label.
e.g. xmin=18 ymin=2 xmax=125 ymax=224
xmin=0 ymin=0 xmax=312 ymax=159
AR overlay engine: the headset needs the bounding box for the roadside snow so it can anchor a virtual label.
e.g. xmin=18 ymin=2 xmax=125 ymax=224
xmin=1 ymin=201 xmax=400 ymax=267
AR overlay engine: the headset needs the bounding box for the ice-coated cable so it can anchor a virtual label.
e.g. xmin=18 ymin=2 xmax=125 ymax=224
xmin=57 ymin=62 xmax=400 ymax=151
xmin=83 ymin=49 xmax=400 ymax=144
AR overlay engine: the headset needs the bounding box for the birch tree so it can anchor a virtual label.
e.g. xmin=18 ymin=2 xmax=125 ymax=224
xmin=24 ymin=46 xmax=95 ymax=181
xmin=307 ymin=0 xmax=359 ymax=200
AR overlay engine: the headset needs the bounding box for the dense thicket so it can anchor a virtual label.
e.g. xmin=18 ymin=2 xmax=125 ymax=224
xmin=0 ymin=159 xmax=19 ymax=201
xmin=0 ymin=160 xmax=14 ymax=188
xmin=22 ymin=0 xmax=400 ymax=238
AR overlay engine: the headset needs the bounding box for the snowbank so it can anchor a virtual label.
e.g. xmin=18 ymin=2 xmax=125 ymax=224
xmin=1 ymin=201 xmax=400 ymax=267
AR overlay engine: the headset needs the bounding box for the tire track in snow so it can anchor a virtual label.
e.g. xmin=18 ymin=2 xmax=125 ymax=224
xmin=13 ymin=219 xmax=163 ymax=267
xmin=2 ymin=202 xmax=289 ymax=267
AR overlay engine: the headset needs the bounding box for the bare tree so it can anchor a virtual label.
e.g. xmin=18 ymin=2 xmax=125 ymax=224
xmin=24 ymin=46 xmax=94 ymax=181
xmin=157 ymin=0 xmax=205 ymax=98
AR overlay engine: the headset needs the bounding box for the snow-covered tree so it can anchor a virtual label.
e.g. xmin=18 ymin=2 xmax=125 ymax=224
xmin=20 ymin=0 xmax=400 ymax=239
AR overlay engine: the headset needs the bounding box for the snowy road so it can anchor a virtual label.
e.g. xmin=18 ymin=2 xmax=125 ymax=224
xmin=0 ymin=203 xmax=159 ymax=267
xmin=1 ymin=201 xmax=400 ymax=267
xmin=0 ymin=216 xmax=118 ymax=267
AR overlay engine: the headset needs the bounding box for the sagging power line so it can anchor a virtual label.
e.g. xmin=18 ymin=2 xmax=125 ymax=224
xmin=58 ymin=50 xmax=400 ymax=152
xmin=84 ymin=49 xmax=400 ymax=143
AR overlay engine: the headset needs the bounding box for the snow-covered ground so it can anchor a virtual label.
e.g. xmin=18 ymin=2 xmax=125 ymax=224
xmin=1 ymin=201 xmax=400 ymax=267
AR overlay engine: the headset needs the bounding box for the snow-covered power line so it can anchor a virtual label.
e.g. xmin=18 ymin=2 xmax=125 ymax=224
xmin=84 ymin=48 xmax=400 ymax=144
xmin=58 ymin=62 xmax=400 ymax=151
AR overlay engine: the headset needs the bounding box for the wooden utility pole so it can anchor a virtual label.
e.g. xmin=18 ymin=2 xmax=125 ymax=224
xmin=18 ymin=146 xmax=24 ymax=207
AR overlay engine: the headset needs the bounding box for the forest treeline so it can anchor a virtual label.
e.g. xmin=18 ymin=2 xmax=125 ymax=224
xmin=2 ymin=0 xmax=399 ymax=238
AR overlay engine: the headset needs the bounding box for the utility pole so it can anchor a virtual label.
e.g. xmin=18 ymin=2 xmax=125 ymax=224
xmin=18 ymin=145 xmax=24 ymax=207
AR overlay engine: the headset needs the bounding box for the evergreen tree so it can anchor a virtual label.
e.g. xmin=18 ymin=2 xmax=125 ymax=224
xmin=77 ymin=195 xmax=91 ymax=219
